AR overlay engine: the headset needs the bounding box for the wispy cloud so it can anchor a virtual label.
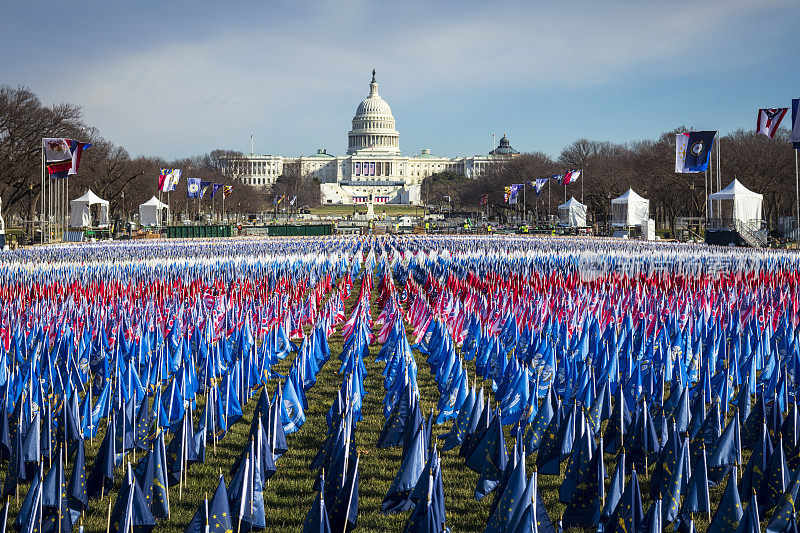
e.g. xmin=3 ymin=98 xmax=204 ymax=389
xmin=13 ymin=0 xmax=798 ymax=158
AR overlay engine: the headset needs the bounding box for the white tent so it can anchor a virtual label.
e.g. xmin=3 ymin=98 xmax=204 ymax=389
xmin=708 ymin=179 xmax=762 ymax=226
xmin=70 ymin=189 xmax=109 ymax=228
xmin=139 ymin=196 xmax=169 ymax=227
xmin=558 ymin=197 xmax=587 ymax=227
xmin=611 ymin=188 xmax=649 ymax=227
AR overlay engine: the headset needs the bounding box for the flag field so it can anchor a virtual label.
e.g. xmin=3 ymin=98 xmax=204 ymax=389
xmin=0 ymin=290 xmax=737 ymax=532
xmin=0 ymin=236 xmax=796 ymax=532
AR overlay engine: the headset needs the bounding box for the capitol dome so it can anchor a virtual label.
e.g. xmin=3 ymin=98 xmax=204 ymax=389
xmin=347 ymin=70 xmax=400 ymax=155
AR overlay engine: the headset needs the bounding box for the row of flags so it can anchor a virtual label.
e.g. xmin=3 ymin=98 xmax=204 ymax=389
xmin=0 ymin=236 xmax=365 ymax=532
xmin=187 ymin=178 xmax=232 ymax=200
xmin=676 ymin=99 xmax=800 ymax=175
xmin=159 ymin=169 xmax=233 ymax=199
xmin=43 ymin=138 xmax=91 ymax=179
xmin=274 ymin=195 xmax=298 ymax=206
xmin=502 ymin=170 xmax=583 ymax=204
xmin=8 ymin=234 xmax=800 ymax=530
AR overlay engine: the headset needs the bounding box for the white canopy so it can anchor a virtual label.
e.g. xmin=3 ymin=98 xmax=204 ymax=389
xmin=70 ymin=189 xmax=109 ymax=228
xmin=611 ymin=188 xmax=649 ymax=227
xmin=708 ymin=179 xmax=762 ymax=225
xmin=558 ymin=197 xmax=587 ymax=227
xmin=139 ymin=196 xmax=169 ymax=227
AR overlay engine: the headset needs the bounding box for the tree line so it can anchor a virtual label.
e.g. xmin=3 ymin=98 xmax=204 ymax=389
xmin=4 ymin=84 xmax=796 ymax=232
xmin=0 ymin=85 xmax=268 ymax=225
xmin=427 ymin=129 xmax=797 ymax=234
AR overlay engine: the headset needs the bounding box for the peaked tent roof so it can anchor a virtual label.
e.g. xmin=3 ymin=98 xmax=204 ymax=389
xmin=72 ymin=189 xmax=108 ymax=205
xmin=611 ymin=188 xmax=647 ymax=204
xmin=708 ymin=179 xmax=762 ymax=200
xmin=140 ymin=196 xmax=168 ymax=209
xmin=558 ymin=197 xmax=586 ymax=210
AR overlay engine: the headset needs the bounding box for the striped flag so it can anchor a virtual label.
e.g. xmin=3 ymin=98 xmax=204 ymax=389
xmin=562 ymin=170 xmax=581 ymax=185
xmin=756 ymin=108 xmax=788 ymax=138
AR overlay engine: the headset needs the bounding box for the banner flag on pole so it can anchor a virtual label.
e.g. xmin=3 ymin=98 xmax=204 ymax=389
xmin=44 ymin=138 xmax=92 ymax=178
xmin=187 ymin=178 xmax=201 ymax=198
xmin=533 ymin=178 xmax=549 ymax=195
xmin=791 ymin=98 xmax=800 ymax=149
xmin=562 ymin=170 xmax=581 ymax=185
xmin=756 ymin=108 xmax=788 ymax=138
xmin=159 ymin=169 xmax=181 ymax=192
xmin=676 ymin=131 xmax=716 ymax=173
xmin=199 ymin=181 xmax=212 ymax=199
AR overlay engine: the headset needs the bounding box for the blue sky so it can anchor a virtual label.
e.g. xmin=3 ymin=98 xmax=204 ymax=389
xmin=2 ymin=0 xmax=799 ymax=160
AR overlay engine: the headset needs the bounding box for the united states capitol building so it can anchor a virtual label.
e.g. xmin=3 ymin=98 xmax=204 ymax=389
xmin=220 ymin=71 xmax=519 ymax=205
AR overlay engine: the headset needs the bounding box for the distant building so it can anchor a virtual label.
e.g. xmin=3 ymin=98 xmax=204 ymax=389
xmin=220 ymin=71 xmax=519 ymax=205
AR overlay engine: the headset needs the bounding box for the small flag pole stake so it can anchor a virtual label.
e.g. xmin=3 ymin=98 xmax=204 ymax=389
xmin=58 ymin=448 xmax=62 ymax=533
xmin=105 ymin=498 xmax=112 ymax=533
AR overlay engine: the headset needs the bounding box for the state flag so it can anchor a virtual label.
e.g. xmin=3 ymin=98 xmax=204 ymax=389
xmin=200 ymin=181 xmax=212 ymax=198
xmin=158 ymin=169 xmax=181 ymax=192
xmin=44 ymin=138 xmax=92 ymax=178
xmin=44 ymin=138 xmax=72 ymax=162
xmin=187 ymin=178 xmax=201 ymax=198
xmin=675 ymin=131 xmax=717 ymax=172
xmin=562 ymin=169 xmax=581 ymax=185
xmin=757 ymin=108 xmax=788 ymax=138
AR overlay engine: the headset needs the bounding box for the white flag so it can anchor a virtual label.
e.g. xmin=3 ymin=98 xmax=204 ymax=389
xmin=756 ymin=108 xmax=787 ymax=138
xmin=43 ymin=138 xmax=72 ymax=162
xmin=675 ymin=133 xmax=696 ymax=173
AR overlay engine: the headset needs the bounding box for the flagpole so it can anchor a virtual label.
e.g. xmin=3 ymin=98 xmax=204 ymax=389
xmin=704 ymin=167 xmax=708 ymax=228
xmin=65 ymin=175 xmax=69 ymax=239
xmin=48 ymin=168 xmax=52 ymax=243
xmin=581 ymin=169 xmax=584 ymax=204
xmin=41 ymin=139 xmax=45 ymax=244
xmin=53 ymin=174 xmax=58 ymax=242
xmin=708 ymin=142 xmax=714 ymax=223
xmin=59 ymin=175 xmax=62 ymax=239
xmin=548 ymin=178 xmax=551 ymax=224
xmin=55 ymin=176 xmax=59 ymax=241
xmin=795 ymin=148 xmax=799 ymax=244
xmin=716 ymin=132 xmax=721 ymax=222
xmin=523 ymin=183 xmax=526 ymax=223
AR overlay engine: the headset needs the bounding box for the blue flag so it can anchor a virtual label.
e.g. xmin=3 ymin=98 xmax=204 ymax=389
xmin=302 ymin=491 xmax=332 ymax=533
xmin=330 ymin=455 xmax=359 ymax=532
xmin=708 ymin=469 xmax=743 ymax=533
xmin=683 ymin=131 xmax=716 ymax=172
xmin=187 ymin=177 xmax=201 ymax=198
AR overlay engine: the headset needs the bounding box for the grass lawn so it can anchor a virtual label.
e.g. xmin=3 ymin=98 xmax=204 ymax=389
xmin=3 ymin=278 xmax=750 ymax=532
